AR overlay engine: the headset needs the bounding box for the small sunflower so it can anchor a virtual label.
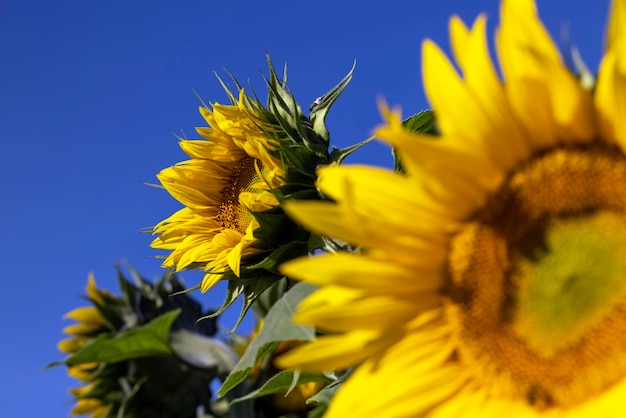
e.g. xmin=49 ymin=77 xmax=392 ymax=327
xmin=240 ymin=320 xmax=324 ymax=416
xmin=57 ymin=268 xmax=227 ymax=418
xmin=151 ymin=56 xmax=355 ymax=322
xmin=277 ymin=0 xmax=626 ymax=416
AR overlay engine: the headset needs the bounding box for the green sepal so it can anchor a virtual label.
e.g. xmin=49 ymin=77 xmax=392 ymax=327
xmin=252 ymin=208 xmax=309 ymax=247
xmin=305 ymin=372 xmax=348 ymax=418
xmin=65 ymin=310 xmax=180 ymax=367
xmin=328 ymin=135 xmax=375 ymax=165
xmin=262 ymin=56 xmax=331 ymax=161
xmin=275 ymin=188 xmax=320 ymax=204
xmin=306 ymin=374 xmax=346 ymax=405
xmin=263 ymin=53 xmax=302 ymax=129
xmin=201 ymin=274 xmax=278 ymax=333
xmin=229 ymin=369 xmax=330 ymax=405
xmin=278 ymin=141 xmax=325 ymax=177
xmin=309 ymin=61 xmax=355 ymax=144
xmin=248 ymin=241 xmax=309 ymax=273
xmin=218 ymin=282 xmax=317 ymax=397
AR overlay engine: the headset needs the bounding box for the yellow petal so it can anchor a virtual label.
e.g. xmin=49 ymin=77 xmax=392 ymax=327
xmin=85 ymin=273 xmax=103 ymax=305
xmin=423 ymin=36 xmax=523 ymax=170
xmin=296 ymin=290 xmax=437 ymax=333
xmin=62 ymin=322 xmax=104 ymax=336
xmin=57 ymin=337 xmax=89 ymax=353
xmin=450 ymin=14 xmax=530 ymax=164
xmin=324 ymin=330 xmax=463 ymax=418
xmin=275 ymin=329 xmax=396 ymax=372
xmin=595 ymin=0 xmax=626 ymax=147
xmin=63 ymin=307 xmax=105 ymax=326
xmin=606 ymin=0 xmax=626 ymax=64
xmin=226 ymin=241 xmax=244 ymax=276
xmin=71 ymin=398 xmax=103 ymax=415
xmin=201 ymin=271 xmax=223 ymax=293
xmin=280 ymin=253 xmax=442 ymax=295
xmin=239 ymin=190 xmax=278 ymax=212
xmin=317 ymin=164 xmax=457 ymax=232
xmin=376 ymin=106 xmax=502 ymax=218
xmin=67 ymin=362 xmax=99 ymax=381
xmin=497 ymin=0 xmax=595 ymax=145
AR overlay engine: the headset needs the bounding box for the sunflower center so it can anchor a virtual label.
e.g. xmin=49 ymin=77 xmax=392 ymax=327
xmin=514 ymin=212 xmax=626 ymax=354
xmin=216 ymin=156 xmax=260 ymax=233
xmin=446 ymin=146 xmax=626 ymax=409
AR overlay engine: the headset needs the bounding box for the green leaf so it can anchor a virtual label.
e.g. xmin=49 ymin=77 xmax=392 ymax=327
xmin=66 ymin=310 xmax=180 ymax=367
xmin=230 ymin=369 xmax=329 ymax=404
xmin=218 ymin=282 xmax=318 ymax=397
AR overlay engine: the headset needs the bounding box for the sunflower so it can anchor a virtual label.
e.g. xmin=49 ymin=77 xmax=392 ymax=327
xmin=276 ymin=0 xmax=626 ymax=416
xmin=152 ymin=90 xmax=286 ymax=292
xmin=57 ymin=267 xmax=229 ymax=418
xmin=151 ymin=57 xmax=356 ymax=322
xmin=58 ymin=273 xmax=111 ymax=418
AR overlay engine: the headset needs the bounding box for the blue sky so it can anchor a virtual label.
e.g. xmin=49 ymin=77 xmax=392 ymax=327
xmin=0 ymin=0 xmax=608 ymax=416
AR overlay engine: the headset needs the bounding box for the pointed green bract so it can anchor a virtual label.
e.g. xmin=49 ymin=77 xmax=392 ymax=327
xmin=229 ymin=369 xmax=330 ymax=405
xmin=403 ymin=109 xmax=436 ymax=134
xmin=310 ymin=61 xmax=356 ymax=144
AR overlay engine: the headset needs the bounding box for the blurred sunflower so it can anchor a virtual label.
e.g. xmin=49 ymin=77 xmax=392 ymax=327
xmin=277 ymin=0 xmax=626 ymax=416
xmin=57 ymin=268 xmax=229 ymax=418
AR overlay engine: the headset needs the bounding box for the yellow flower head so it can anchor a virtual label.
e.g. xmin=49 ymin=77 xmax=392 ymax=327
xmin=152 ymin=89 xmax=286 ymax=292
xmin=277 ymin=0 xmax=626 ymax=416
xmin=151 ymin=56 xmax=355 ymax=324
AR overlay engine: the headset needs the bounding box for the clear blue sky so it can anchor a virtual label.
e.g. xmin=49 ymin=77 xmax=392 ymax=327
xmin=0 ymin=0 xmax=607 ymax=416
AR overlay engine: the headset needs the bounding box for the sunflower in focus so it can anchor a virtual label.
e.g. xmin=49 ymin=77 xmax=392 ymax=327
xmin=152 ymin=91 xmax=286 ymax=292
xmin=277 ymin=0 xmax=626 ymax=416
xmin=58 ymin=273 xmax=111 ymax=418
xmin=152 ymin=56 xmax=354 ymax=320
